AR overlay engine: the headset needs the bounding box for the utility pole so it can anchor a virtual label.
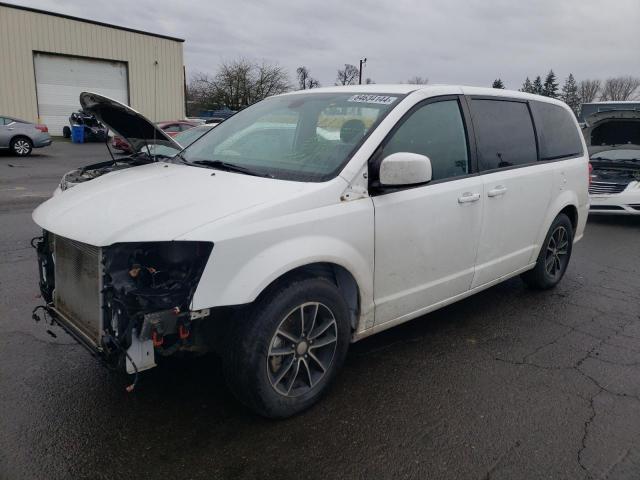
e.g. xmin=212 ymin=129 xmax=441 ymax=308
xmin=359 ymin=57 xmax=367 ymax=85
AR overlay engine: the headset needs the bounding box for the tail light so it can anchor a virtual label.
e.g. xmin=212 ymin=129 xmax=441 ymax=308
xmin=35 ymin=124 xmax=48 ymax=133
xmin=588 ymin=162 xmax=594 ymax=185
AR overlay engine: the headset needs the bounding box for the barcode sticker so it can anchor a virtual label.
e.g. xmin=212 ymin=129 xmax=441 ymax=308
xmin=347 ymin=95 xmax=397 ymax=105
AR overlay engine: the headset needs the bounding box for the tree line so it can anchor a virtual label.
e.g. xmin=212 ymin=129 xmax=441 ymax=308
xmin=188 ymin=60 xmax=361 ymax=113
xmin=492 ymin=72 xmax=640 ymax=116
xmin=186 ymin=57 xmax=640 ymax=117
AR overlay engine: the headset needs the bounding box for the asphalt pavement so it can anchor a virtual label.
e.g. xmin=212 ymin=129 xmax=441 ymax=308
xmin=1 ymin=141 xmax=639 ymax=480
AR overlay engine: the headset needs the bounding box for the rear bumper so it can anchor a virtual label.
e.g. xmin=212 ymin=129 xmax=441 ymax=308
xmin=32 ymin=132 xmax=52 ymax=148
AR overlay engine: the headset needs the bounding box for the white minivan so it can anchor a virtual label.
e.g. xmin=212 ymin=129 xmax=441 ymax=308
xmin=33 ymin=86 xmax=589 ymax=417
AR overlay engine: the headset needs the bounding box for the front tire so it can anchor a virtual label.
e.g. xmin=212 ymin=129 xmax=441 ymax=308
xmin=11 ymin=137 xmax=32 ymax=156
xmin=224 ymin=277 xmax=351 ymax=418
xmin=521 ymin=213 xmax=574 ymax=289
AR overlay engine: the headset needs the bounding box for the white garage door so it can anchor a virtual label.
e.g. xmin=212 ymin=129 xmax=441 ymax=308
xmin=34 ymin=53 xmax=129 ymax=136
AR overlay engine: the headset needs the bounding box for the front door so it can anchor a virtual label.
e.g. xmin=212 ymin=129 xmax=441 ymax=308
xmin=372 ymin=97 xmax=483 ymax=326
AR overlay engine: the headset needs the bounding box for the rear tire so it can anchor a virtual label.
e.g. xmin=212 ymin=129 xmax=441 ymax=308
xmin=224 ymin=277 xmax=351 ymax=418
xmin=521 ymin=213 xmax=574 ymax=290
xmin=10 ymin=136 xmax=32 ymax=156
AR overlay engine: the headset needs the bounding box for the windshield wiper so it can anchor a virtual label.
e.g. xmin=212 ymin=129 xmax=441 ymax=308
xmin=190 ymin=159 xmax=273 ymax=178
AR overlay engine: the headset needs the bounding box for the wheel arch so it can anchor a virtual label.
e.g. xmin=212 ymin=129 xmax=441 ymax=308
xmin=253 ymin=262 xmax=361 ymax=332
xmin=558 ymin=204 xmax=578 ymax=231
xmin=10 ymin=134 xmax=33 ymax=146
xmin=530 ymin=191 xmax=580 ymax=263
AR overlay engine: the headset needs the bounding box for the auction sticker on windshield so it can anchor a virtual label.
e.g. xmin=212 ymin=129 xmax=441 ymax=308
xmin=347 ymin=95 xmax=397 ymax=105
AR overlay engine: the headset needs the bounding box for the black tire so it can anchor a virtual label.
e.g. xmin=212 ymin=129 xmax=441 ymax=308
xmin=10 ymin=136 xmax=33 ymax=156
xmin=62 ymin=126 xmax=71 ymax=138
xmin=224 ymin=277 xmax=351 ymax=418
xmin=521 ymin=213 xmax=574 ymax=290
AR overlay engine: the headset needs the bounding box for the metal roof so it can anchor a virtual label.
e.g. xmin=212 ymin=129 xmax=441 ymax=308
xmin=0 ymin=1 xmax=184 ymax=42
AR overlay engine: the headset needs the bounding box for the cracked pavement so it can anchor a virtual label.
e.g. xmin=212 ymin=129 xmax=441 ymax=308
xmin=1 ymin=143 xmax=640 ymax=479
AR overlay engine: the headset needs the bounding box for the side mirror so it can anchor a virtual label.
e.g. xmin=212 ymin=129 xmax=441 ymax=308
xmin=379 ymin=152 xmax=432 ymax=186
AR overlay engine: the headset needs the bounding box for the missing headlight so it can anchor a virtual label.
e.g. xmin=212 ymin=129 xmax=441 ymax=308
xmin=102 ymin=241 xmax=213 ymax=349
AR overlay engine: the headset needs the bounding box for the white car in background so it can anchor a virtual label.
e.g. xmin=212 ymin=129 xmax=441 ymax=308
xmin=33 ymin=87 xmax=588 ymax=418
xmin=583 ymin=109 xmax=640 ymax=214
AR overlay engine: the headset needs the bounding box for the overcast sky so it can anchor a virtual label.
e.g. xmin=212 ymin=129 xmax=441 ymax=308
xmin=8 ymin=0 xmax=640 ymax=89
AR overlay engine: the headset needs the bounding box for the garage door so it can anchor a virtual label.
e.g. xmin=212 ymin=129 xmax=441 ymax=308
xmin=34 ymin=53 xmax=128 ymax=136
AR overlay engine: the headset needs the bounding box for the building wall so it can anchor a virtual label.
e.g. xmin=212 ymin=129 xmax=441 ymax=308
xmin=0 ymin=4 xmax=185 ymax=124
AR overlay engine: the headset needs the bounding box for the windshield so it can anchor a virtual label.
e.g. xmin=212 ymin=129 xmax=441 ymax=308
xmin=591 ymin=149 xmax=640 ymax=161
xmin=181 ymin=92 xmax=402 ymax=181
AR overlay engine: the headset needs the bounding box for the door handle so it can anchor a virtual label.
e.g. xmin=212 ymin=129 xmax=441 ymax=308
xmin=487 ymin=185 xmax=508 ymax=197
xmin=458 ymin=192 xmax=481 ymax=204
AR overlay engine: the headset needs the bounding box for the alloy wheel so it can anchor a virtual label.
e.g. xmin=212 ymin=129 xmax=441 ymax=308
xmin=545 ymin=225 xmax=569 ymax=278
xmin=13 ymin=139 xmax=31 ymax=156
xmin=267 ymin=302 xmax=338 ymax=397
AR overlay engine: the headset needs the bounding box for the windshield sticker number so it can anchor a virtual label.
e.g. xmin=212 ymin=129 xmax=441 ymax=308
xmin=347 ymin=95 xmax=397 ymax=105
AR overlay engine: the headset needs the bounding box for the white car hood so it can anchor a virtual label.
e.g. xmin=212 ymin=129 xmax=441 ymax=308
xmin=33 ymin=163 xmax=315 ymax=246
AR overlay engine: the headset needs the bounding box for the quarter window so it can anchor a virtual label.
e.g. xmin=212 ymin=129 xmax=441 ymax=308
xmin=470 ymin=99 xmax=537 ymax=171
xmin=530 ymin=102 xmax=583 ymax=160
xmin=379 ymin=100 xmax=469 ymax=181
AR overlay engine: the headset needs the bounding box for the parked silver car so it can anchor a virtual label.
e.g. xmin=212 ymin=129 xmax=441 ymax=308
xmin=0 ymin=116 xmax=52 ymax=156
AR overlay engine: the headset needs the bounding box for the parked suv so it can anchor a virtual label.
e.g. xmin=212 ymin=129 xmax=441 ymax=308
xmin=32 ymin=87 xmax=588 ymax=418
xmin=0 ymin=116 xmax=51 ymax=156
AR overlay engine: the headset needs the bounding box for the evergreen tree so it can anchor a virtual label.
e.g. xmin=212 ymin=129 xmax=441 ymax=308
xmin=521 ymin=77 xmax=533 ymax=93
xmin=542 ymin=69 xmax=559 ymax=98
xmin=532 ymin=76 xmax=544 ymax=95
xmin=492 ymin=78 xmax=505 ymax=89
xmin=561 ymin=73 xmax=580 ymax=116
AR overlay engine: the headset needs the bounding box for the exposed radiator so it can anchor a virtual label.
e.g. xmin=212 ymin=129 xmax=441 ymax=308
xmin=53 ymin=236 xmax=103 ymax=346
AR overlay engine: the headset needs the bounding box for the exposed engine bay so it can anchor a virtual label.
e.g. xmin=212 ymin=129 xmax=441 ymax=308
xmin=34 ymin=232 xmax=214 ymax=381
xmin=59 ymin=154 xmax=156 ymax=191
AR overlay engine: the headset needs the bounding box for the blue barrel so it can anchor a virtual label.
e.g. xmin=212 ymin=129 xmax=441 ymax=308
xmin=71 ymin=125 xmax=84 ymax=144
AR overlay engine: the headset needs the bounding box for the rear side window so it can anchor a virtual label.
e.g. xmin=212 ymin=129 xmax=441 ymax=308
xmin=470 ymin=99 xmax=537 ymax=171
xmin=379 ymin=100 xmax=469 ymax=181
xmin=530 ymin=102 xmax=583 ymax=160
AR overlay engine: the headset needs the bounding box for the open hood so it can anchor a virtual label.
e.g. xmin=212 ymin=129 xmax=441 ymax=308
xmin=80 ymin=92 xmax=180 ymax=153
xmin=583 ymin=109 xmax=640 ymax=155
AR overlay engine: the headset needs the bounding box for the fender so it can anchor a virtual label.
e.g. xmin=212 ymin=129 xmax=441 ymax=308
xmin=190 ymin=204 xmax=375 ymax=333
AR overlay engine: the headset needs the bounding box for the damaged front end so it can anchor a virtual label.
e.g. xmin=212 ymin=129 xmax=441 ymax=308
xmin=34 ymin=232 xmax=213 ymax=380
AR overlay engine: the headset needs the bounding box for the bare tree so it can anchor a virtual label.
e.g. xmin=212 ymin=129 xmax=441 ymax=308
xmin=336 ymin=64 xmax=359 ymax=86
xmin=407 ymin=76 xmax=428 ymax=85
xmin=600 ymin=76 xmax=640 ymax=101
xmin=188 ymin=58 xmax=291 ymax=112
xmin=187 ymin=72 xmax=220 ymax=114
xmin=252 ymin=62 xmax=291 ymax=103
xmin=578 ymin=79 xmax=601 ymax=103
xmin=296 ymin=66 xmax=320 ymax=90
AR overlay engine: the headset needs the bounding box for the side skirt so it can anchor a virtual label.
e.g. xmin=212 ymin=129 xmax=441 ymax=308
xmin=352 ymin=262 xmax=536 ymax=342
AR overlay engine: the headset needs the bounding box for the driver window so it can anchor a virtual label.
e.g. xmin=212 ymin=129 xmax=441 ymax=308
xmin=380 ymin=100 xmax=469 ymax=181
